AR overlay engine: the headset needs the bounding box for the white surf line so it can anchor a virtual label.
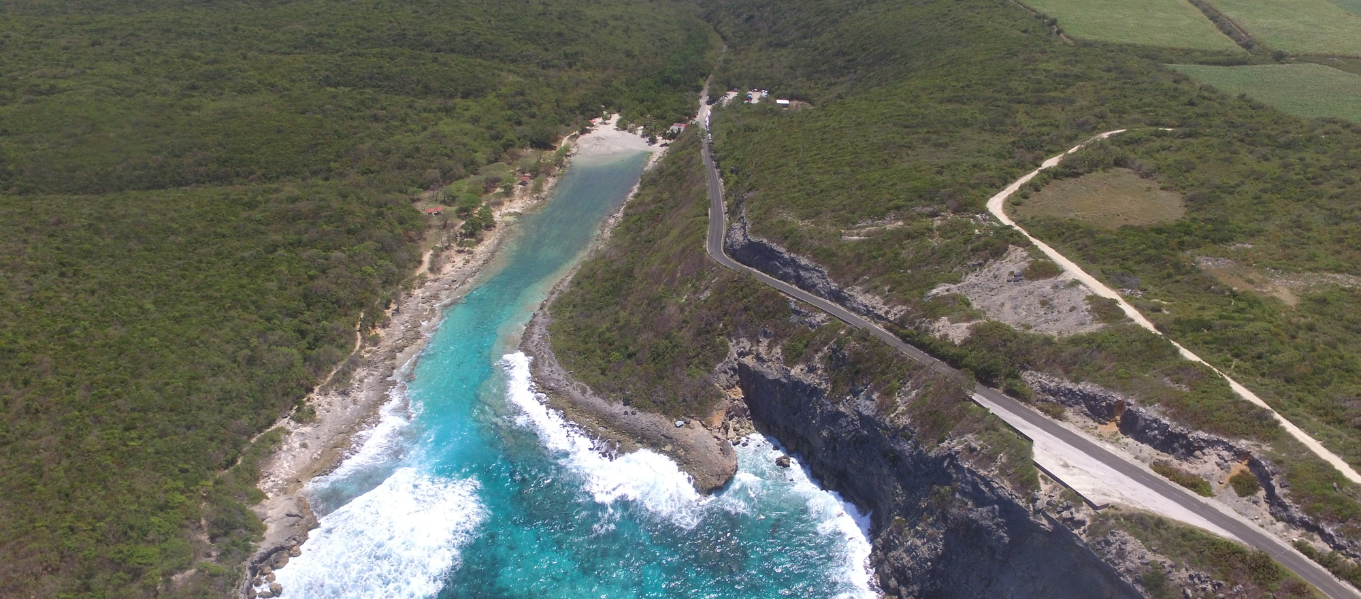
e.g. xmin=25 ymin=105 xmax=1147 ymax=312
xmin=986 ymin=130 xmax=1361 ymax=486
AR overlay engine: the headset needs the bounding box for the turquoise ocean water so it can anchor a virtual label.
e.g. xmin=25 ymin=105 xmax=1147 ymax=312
xmin=270 ymin=151 xmax=875 ymax=599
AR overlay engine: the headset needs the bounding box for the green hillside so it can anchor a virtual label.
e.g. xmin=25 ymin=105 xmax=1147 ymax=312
xmin=551 ymin=0 xmax=1361 ymax=567
xmin=0 ymin=0 xmax=714 ymax=596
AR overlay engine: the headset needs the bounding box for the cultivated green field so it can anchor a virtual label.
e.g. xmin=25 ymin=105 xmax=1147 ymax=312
xmin=1206 ymin=0 xmax=1361 ymax=56
xmin=1330 ymin=0 xmax=1361 ymax=18
xmin=1172 ymin=63 xmax=1361 ymax=121
xmin=1023 ymin=0 xmax=1240 ymax=51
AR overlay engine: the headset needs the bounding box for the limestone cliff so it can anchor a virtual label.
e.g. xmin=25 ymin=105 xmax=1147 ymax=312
xmin=718 ymin=340 xmax=1144 ymax=598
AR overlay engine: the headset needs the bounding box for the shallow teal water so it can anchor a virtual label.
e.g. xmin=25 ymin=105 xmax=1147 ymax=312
xmin=269 ymin=152 xmax=874 ymax=599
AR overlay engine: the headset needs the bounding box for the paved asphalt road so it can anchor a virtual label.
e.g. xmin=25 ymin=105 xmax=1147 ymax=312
xmin=696 ymin=132 xmax=1360 ymax=599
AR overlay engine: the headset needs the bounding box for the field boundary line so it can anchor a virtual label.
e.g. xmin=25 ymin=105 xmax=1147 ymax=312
xmin=1186 ymin=0 xmax=1256 ymax=51
xmin=1006 ymin=0 xmax=1075 ymax=43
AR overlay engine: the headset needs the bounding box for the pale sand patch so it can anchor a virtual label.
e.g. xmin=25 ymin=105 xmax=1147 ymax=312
xmin=575 ymin=114 xmax=658 ymax=160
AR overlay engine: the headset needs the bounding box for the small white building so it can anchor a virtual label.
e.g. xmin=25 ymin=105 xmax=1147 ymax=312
xmin=775 ymin=99 xmax=790 ymax=107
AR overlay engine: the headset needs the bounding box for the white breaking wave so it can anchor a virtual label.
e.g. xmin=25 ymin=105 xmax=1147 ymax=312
xmin=315 ymin=385 xmax=416 ymax=486
xmin=271 ymin=467 xmax=485 ymax=599
xmin=499 ymin=352 xmax=708 ymax=527
xmin=726 ymin=436 xmax=877 ymax=599
xmin=500 ymin=352 xmax=876 ymax=598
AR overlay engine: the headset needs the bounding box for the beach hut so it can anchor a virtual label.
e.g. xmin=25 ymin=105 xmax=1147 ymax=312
xmin=425 ymin=206 xmax=444 ymax=215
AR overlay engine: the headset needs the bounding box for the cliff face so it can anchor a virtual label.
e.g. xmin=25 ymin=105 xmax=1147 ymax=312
xmin=723 ymin=343 xmax=1143 ymax=599
xmin=724 ymin=210 xmax=905 ymax=322
xmin=1025 ymin=371 xmax=1361 ymax=559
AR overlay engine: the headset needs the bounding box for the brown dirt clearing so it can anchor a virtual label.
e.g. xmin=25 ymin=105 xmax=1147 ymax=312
xmin=1011 ymin=168 xmax=1185 ymax=229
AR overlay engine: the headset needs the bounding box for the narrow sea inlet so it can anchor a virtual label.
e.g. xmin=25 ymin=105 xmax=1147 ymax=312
xmin=269 ymin=150 xmax=875 ymax=598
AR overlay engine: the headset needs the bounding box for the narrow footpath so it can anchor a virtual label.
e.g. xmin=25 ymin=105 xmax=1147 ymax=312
xmin=695 ymin=105 xmax=1361 ymax=599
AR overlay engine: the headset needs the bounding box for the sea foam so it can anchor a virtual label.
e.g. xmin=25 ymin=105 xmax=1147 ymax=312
xmin=317 ymin=385 xmax=416 ymax=485
xmin=500 ymin=352 xmax=708 ymax=527
xmin=270 ymin=467 xmax=484 ymax=599
xmin=501 ymin=352 xmax=877 ymax=597
xmin=728 ymin=436 xmax=877 ymax=599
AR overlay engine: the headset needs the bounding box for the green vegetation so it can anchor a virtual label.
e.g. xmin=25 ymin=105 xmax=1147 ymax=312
xmin=0 ymin=0 xmax=716 ymax=197
xmin=1151 ymin=461 xmax=1215 ymax=496
xmin=1172 ymin=64 xmax=1361 ymax=122
xmin=1330 ymin=0 xmax=1361 ymax=18
xmin=0 ymin=0 xmax=716 ymax=596
xmin=1023 ymin=0 xmax=1240 ymax=51
xmin=1229 ymin=469 xmax=1262 ymax=496
xmin=1092 ymin=511 xmax=1315 ymax=598
xmin=1011 ymin=168 xmax=1187 ymax=228
xmin=700 ymin=0 xmax=1361 ymax=554
xmin=0 ymin=184 xmax=421 ymax=597
xmin=1022 ymin=256 xmax=1064 ymax=280
xmin=1293 ymin=540 xmax=1361 ymax=589
xmin=549 ymin=132 xmax=1038 ymax=492
xmin=1204 ymin=0 xmax=1361 ymax=56
xmin=1022 ymin=126 xmax=1361 ymax=470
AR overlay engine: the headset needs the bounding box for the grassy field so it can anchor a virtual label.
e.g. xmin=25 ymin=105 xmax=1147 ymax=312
xmin=0 ymin=0 xmax=716 ymax=595
xmin=1012 ymin=168 xmax=1186 ymax=228
xmin=1172 ymin=64 xmax=1361 ymax=122
xmin=1205 ymin=0 xmax=1361 ymax=56
xmin=1329 ymin=0 xmax=1361 ymax=18
xmin=1023 ymin=0 xmax=1240 ymax=51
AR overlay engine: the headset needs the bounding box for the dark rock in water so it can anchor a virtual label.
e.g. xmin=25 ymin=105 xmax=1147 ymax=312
xmin=257 ymin=591 xmax=271 ymax=599
xmin=775 ymin=455 xmax=792 ymax=468
xmin=270 ymin=582 xmax=282 ymax=595
xmin=288 ymin=545 xmax=302 ymax=557
xmin=246 ymin=587 xmax=257 ymax=599
xmin=260 ymin=565 xmax=272 ymax=575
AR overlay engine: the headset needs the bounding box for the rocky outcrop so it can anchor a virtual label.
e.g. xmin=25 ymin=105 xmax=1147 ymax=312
xmin=724 ymin=209 xmax=904 ymax=322
xmin=724 ymin=341 xmax=1143 ymax=598
xmin=1251 ymin=456 xmax=1361 ymax=559
xmin=1024 ymin=371 xmax=1361 ymax=559
xmin=1023 ymin=372 xmax=1247 ymax=462
xmin=521 ymin=300 xmax=737 ymax=493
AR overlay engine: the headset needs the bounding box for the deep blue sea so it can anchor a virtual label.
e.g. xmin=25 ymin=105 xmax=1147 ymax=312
xmin=270 ymin=151 xmax=876 ymax=599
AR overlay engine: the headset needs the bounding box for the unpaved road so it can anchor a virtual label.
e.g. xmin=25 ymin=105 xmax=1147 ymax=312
xmin=986 ymin=130 xmax=1361 ymax=487
xmin=697 ymin=113 xmax=1361 ymax=598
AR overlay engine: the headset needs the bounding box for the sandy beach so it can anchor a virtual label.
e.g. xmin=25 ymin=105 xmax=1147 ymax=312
xmin=243 ymin=115 xmax=665 ymax=584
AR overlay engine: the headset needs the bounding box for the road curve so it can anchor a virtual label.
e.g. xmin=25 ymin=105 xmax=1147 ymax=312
xmin=696 ymin=120 xmax=1361 ymax=598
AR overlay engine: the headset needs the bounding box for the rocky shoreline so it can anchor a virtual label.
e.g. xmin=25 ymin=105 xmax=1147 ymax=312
xmin=519 ymin=287 xmax=738 ymax=493
xmin=240 ymin=173 xmax=557 ymax=595
xmin=239 ymin=116 xmax=668 ymax=596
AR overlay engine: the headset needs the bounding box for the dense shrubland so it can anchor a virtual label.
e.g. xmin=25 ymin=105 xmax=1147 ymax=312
xmin=550 ymin=131 xmax=1038 ymax=491
xmin=0 ymin=0 xmax=714 ymax=595
xmin=690 ymin=0 xmax=1361 ymax=543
